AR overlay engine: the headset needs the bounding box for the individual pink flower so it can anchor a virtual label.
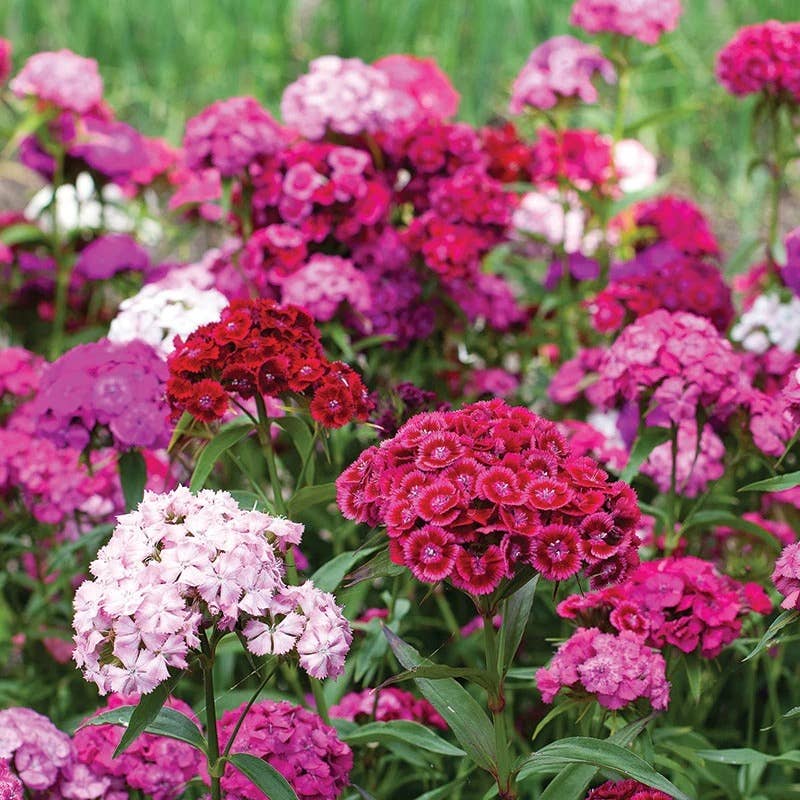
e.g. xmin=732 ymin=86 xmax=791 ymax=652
xmin=773 ymin=541 xmax=800 ymax=610
xmin=509 ymin=35 xmax=616 ymax=113
xmin=570 ymin=0 xmax=682 ymax=45
xmin=373 ymin=54 xmax=460 ymax=120
xmin=0 ymin=347 xmax=44 ymax=401
xmin=10 ymin=49 xmax=103 ymax=113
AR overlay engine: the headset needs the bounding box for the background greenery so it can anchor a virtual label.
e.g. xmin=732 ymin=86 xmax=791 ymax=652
xmin=2 ymin=0 xmax=799 ymax=252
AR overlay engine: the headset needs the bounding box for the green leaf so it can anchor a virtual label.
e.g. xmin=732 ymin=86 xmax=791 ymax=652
xmin=383 ymin=627 xmax=497 ymax=773
xmin=342 ymin=720 xmax=465 ymax=757
xmin=739 ymin=471 xmax=800 ymax=494
xmin=744 ymin=609 xmax=800 ymax=662
xmin=412 ymin=775 xmax=473 ymax=800
xmin=680 ymin=510 xmax=782 ymax=554
xmin=287 ymin=482 xmax=336 ymax=515
xmin=0 ymin=223 xmax=46 ymax=247
xmin=118 ymin=449 xmax=147 ymax=511
xmin=113 ymin=673 xmax=182 ymax=756
xmin=516 ymin=737 xmax=690 ymax=800
xmin=227 ymin=752 xmax=299 ymax=799
xmin=310 ymin=546 xmax=380 ymax=593
xmin=345 ymin=548 xmax=405 ymax=586
xmin=500 ymin=575 xmax=538 ymax=673
xmin=274 ymin=416 xmax=314 ymax=460
xmin=189 ymin=418 xmax=253 ymax=492
xmin=168 ymin=411 xmax=196 ymax=453
xmin=380 ymin=665 xmax=492 ymax=692
xmin=80 ymin=705 xmax=206 ymax=754
xmin=620 ymin=427 xmax=672 ymax=483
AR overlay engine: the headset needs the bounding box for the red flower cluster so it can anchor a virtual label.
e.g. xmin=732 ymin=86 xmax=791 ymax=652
xmin=716 ymin=20 xmax=800 ymax=100
xmin=336 ymin=399 xmax=641 ymax=596
xmin=480 ymin=122 xmax=534 ymax=183
xmin=558 ymin=556 xmax=771 ymax=658
xmin=531 ymin=128 xmax=614 ymax=193
xmin=586 ymin=780 xmax=674 ymax=800
xmin=167 ymin=298 xmax=371 ymax=428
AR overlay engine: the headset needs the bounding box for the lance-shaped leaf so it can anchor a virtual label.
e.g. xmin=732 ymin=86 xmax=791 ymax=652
xmin=189 ymin=417 xmax=254 ymax=492
xmin=112 ymin=672 xmax=182 ymax=755
xmin=739 ymin=471 xmax=800 ymax=493
xmin=342 ymin=720 xmax=465 ymax=757
xmin=620 ymin=427 xmax=672 ymax=483
xmin=500 ymin=575 xmax=538 ymax=673
xmin=118 ymin=449 xmax=147 ymax=511
xmin=227 ymin=752 xmax=299 ymax=799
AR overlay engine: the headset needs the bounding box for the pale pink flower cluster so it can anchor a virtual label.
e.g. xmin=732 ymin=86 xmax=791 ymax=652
xmin=513 ymin=189 xmax=587 ymax=253
xmin=537 ymin=627 xmax=669 ymax=711
xmin=73 ymin=487 xmax=351 ymax=694
xmin=570 ymin=0 xmax=683 ymax=45
xmin=281 ymin=55 xmax=414 ymax=140
xmin=107 ymin=283 xmax=228 ymax=356
xmin=613 ymin=139 xmax=658 ymax=194
xmin=731 ymin=293 xmax=800 ymax=354
xmin=509 ymin=35 xmax=616 ymax=114
xmin=773 ymin=541 xmax=800 ymax=610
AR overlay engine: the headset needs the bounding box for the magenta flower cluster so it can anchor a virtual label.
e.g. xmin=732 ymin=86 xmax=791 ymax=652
xmin=330 ymin=688 xmax=447 ymax=729
xmin=773 ymin=541 xmax=800 ymax=610
xmin=570 ymin=0 xmax=683 ymax=45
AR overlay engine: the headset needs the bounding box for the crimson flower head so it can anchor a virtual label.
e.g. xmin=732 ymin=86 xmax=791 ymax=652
xmin=167 ymin=298 xmax=371 ymax=428
xmin=337 ymin=399 xmax=641 ymax=597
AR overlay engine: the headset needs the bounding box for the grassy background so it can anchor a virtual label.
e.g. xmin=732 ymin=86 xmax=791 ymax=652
xmin=2 ymin=0 xmax=799 ymax=253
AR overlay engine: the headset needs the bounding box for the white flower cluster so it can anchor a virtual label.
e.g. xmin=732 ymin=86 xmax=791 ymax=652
xmin=731 ymin=293 xmax=800 ymax=354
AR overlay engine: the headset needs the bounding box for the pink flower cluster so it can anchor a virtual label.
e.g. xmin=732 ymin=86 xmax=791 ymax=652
xmin=586 ymin=779 xmax=674 ymax=800
xmin=330 ymin=688 xmax=447 ymax=729
xmin=73 ymin=487 xmax=351 ymax=694
xmin=509 ymin=35 xmax=616 ymax=113
xmin=0 ymin=707 xmax=72 ymax=793
xmin=373 ymin=54 xmax=460 ymax=121
xmin=773 ymin=541 xmax=800 ymax=610
xmin=0 ymin=347 xmax=44 ymax=403
xmin=218 ymin=699 xmax=352 ymax=800
xmin=570 ymin=0 xmax=682 ymax=45
xmin=337 ymin=399 xmax=641 ymax=596
xmin=531 ymin=128 xmax=614 ymax=193
xmin=716 ymin=21 xmax=800 ymax=100
xmin=31 ymin=338 xmax=170 ymax=452
xmin=66 ymin=693 xmax=205 ymax=800
xmin=74 ymin=234 xmax=150 ymax=282
xmin=536 ymin=627 xmax=669 ymax=711
xmin=0 ymin=760 xmax=22 ymax=800
xmin=558 ymin=556 xmax=771 ymax=658
xmin=632 ymin=195 xmax=719 ymax=257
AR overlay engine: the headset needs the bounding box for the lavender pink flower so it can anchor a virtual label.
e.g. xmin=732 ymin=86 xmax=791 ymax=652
xmin=570 ymin=0 xmax=682 ymax=45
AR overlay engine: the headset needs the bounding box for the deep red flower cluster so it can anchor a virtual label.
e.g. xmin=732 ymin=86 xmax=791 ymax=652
xmin=558 ymin=556 xmax=771 ymax=658
xmin=166 ymin=298 xmax=371 ymax=428
xmin=336 ymin=399 xmax=641 ymax=595
xmin=480 ymin=122 xmax=534 ymax=183
xmin=716 ymin=20 xmax=800 ymax=100
xmin=531 ymin=128 xmax=614 ymax=193
xmin=586 ymin=779 xmax=674 ymax=800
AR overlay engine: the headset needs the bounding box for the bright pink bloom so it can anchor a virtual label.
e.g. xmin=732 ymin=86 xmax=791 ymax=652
xmin=773 ymin=541 xmax=800 ymax=610
xmin=571 ymin=0 xmax=682 ymax=45
xmin=374 ymin=54 xmax=460 ymax=120
xmin=586 ymin=779 xmax=674 ymax=799
xmin=0 ymin=39 xmax=11 ymax=85
xmin=10 ymin=49 xmax=103 ymax=112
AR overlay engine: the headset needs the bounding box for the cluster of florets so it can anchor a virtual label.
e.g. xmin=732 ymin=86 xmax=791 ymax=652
xmin=183 ymin=95 xmax=289 ymax=177
xmin=558 ymin=556 xmax=771 ymax=658
xmin=218 ymin=699 xmax=352 ymax=800
xmin=509 ymin=35 xmax=615 ymax=113
xmin=531 ymin=128 xmax=614 ymax=193
xmin=166 ymin=298 xmax=371 ymax=428
xmin=373 ymin=54 xmax=460 ymax=121
xmin=613 ymin=139 xmax=658 ymax=193
xmin=731 ymin=293 xmax=800 ymax=354
xmin=586 ymin=779 xmax=674 ymax=800
xmin=513 ymin=188 xmax=587 ymax=254
xmin=0 ymin=707 xmax=72 ymax=793
xmin=589 ymin=256 xmax=734 ymax=334
xmin=74 ymin=233 xmax=151 ymax=282
xmin=0 ymin=347 xmax=44 ymax=405
xmin=66 ymin=694 xmax=205 ymax=800
xmin=330 ymin=688 xmax=447 ymax=729
xmin=0 ymin=760 xmax=22 ymax=799
xmin=536 ymin=627 xmax=669 ymax=711
xmin=772 ymin=541 xmax=800 ymax=610
xmin=632 ymin=195 xmax=719 ymax=257
xmin=570 ymin=0 xmax=682 ymax=45
xmin=30 ymin=338 xmax=170 ymax=451
xmin=107 ymin=283 xmax=228 ymax=356
xmin=716 ymin=21 xmax=800 ymax=100
xmin=72 ymin=487 xmax=352 ymax=694
xmin=337 ymin=399 xmax=641 ymax=595
xmin=480 ymin=122 xmax=534 ymax=183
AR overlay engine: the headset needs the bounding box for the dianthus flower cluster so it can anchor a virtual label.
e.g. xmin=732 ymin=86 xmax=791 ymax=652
xmin=513 ymin=189 xmax=587 ymax=254
xmin=0 ymin=347 xmax=43 ymax=404
xmin=166 ymin=298 xmax=371 ymax=427
xmin=446 ymin=272 xmax=526 ymax=331
xmin=558 ymin=556 xmax=771 ymax=658
xmin=183 ymin=96 xmax=289 ymax=177
xmin=531 ymin=128 xmax=614 ymax=193
xmin=0 ymin=707 xmax=72 ymax=793
xmin=373 ymin=54 xmax=460 ymax=121
xmin=107 ymin=283 xmax=228 ymax=356
xmin=74 ymin=233 xmax=150 ymax=281
xmin=509 ymin=35 xmax=615 ymax=113
xmin=337 ymin=399 xmax=641 ymax=595
xmin=570 ymin=0 xmax=682 ymax=45
xmin=590 ymin=256 xmax=734 ymax=334
xmin=330 ymin=688 xmax=447 ymax=729
xmin=772 ymin=541 xmax=800 ymax=610
xmin=632 ymin=195 xmax=719 ymax=257
xmin=559 ymin=417 xmax=629 ymax=474
xmin=465 ymin=368 xmax=520 ymax=399
xmin=218 ymin=699 xmax=352 ymax=800
xmin=73 ymin=487 xmax=352 ymax=694
xmin=479 ymin=122 xmax=534 ymax=183
xmin=277 ymin=254 xmax=371 ymax=322
xmin=731 ymin=293 xmax=800 ymax=354
xmin=586 ymin=779 xmax=674 ymax=800
xmin=613 ymin=139 xmax=658 ymax=194
xmin=0 ymin=760 xmax=22 ymax=800
xmin=65 ymin=693 xmax=205 ymax=800
xmin=716 ymin=21 xmax=800 ymax=100
xmin=281 ymin=55 xmax=410 ymax=140
xmin=536 ymin=627 xmax=669 ymax=711
xmin=31 ymin=338 xmax=170 ymax=451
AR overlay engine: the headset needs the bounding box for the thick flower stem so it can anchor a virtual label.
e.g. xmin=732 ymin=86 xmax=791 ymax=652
xmin=201 ymin=631 xmax=222 ymax=800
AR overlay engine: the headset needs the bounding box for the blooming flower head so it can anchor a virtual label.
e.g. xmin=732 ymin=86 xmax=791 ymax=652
xmin=74 ymin=234 xmax=150 ymax=281
xmin=509 ymin=35 xmax=616 ymax=114
xmin=73 ymin=487 xmax=351 ymax=694
xmin=0 ymin=347 xmax=44 ymax=403
xmin=337 ymin=399 xmax=641 ymax=596
xmin=570 ymin=0 xmax=682 ymax=45
xmin=219 ymin=699 xmax=352 ymax=799
xmin=167 ymin=297 xmax=372 ymax=428
xmin=613 ymin=139 xmax=658 ymax=194
xmin=65 ymin=693 xmax=205 ymax=800
xmin=537 ymin=627 xmax=669 ymax=711
xmin=731 ymin=293 xmax=800 ymax=354
xmin=716 ymin=21 xmax=800 ymax=100
xmin=0 ymin=707 xmax=72 ymax=792
xmin=330 ymin=687 xmax=447 ymax=729
xmin=10 ymin=49 xmax=103 ymax=113
xmin=0 ymin=759 xmax=23 ymax=800
xmin=586 ymin=779 xmax=674 ymax=799
xmin=373 ymin=54 xmax=460 ymax=120
xmin=31 ymin=338 xmax=170 ymax=451
xmin=773 ymin=541 xmax=800 ymax=610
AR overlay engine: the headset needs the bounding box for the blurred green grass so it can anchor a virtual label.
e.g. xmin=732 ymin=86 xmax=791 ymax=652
xmin=2 ymin=0 xmax=799 ymax=251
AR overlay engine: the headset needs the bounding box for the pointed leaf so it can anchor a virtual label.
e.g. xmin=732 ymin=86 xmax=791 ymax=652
xmin=681 ymin=511 xmax=782 ymax=554
xmin=744 ymin=610 xmax=800 ymax=662
xmin=168 ymin=410 xmax=196 ymax=452
xmin=342 ymin=720 xmax=465 ymax=756
xmin=620 ymin=427 xmax=672 ymax=483
xmin=189 ymin=418 xmax=254 ymax=492
xmin=113 ymin=672 xmax=182 ymax=755
xmin=739 ymin=471 xmax=800 ymax=493
xmin=383 ymin=627 xmax=497 ymax=773
xmin=345 ymin=548 xmax=405 ymax=586
xmin=118 ymin=449 xmax=147 ymax=511
xmin=227 ymin=752 xmax=299 ymax=799
xmin=380 ymin=665 xmax=491 ymax=692
xmin=287 ymin=482 xmax=336 ymax=515
xmin=310 ymin=546 xmax=380 ymax=593
xmin=501 ymin=575 xmax=538 ymax=672
xmin=274 ymin=416 xmax=314 ymax=460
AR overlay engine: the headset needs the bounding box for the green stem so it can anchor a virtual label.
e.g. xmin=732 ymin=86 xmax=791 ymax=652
xmin=201 ymin=630 xmax=222 ymax=800
xmin=310 ymin=677 xmax=331 ymax=725
xmin=767 ymin=102 xmax=784 ymax=268
xmin=222 ymin=661 xmax=277 ymax=758
xmin=665 ymin=423 xmax=680 ymax=553
xmin=613 ymin=64 xmax=631 ymax=143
